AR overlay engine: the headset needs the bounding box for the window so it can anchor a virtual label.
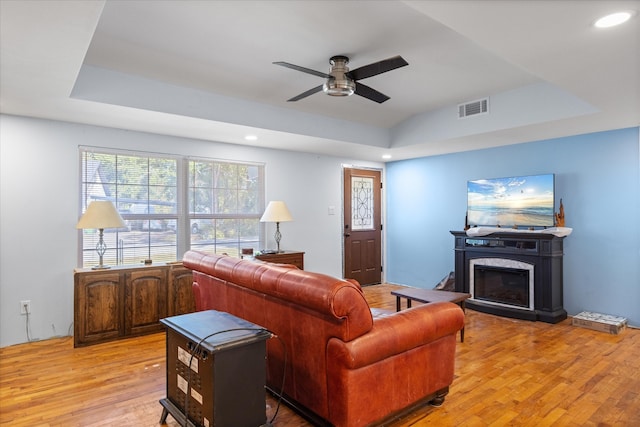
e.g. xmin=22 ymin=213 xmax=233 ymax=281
xmin=351 ymin=175 xmax=374 ymax=231
xmin=79 ymin=148 xmax=264 ymax=268
xmin=188 ymin=159 xmax=263 ymax=256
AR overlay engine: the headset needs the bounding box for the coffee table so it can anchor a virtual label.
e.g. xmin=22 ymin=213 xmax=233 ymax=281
xmin=391 ymin=288 xmax=471 ymax=342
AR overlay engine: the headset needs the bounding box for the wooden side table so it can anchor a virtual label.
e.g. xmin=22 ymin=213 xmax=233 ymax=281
xmin=254 ymin=250 xmax=304 ymax=270
xmin=391 ymin=288 xmax=471 ymax=342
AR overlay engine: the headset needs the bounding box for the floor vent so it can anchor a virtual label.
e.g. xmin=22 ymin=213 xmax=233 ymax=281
xmin=458 ymin=98 xmax=489 ymax=118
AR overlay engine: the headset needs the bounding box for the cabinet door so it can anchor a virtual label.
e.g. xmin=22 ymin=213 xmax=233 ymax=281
xmin=125 ymin=268 xmax=168 ymax=336
xmin=168 ymin=266 xmax=195 ymax=316
xmin=75 ymin=272 xmax=124 ymax=347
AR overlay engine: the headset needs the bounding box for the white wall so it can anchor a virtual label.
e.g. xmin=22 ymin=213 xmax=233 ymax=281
xmin=0 ymin=114 xmax=382 ymax=347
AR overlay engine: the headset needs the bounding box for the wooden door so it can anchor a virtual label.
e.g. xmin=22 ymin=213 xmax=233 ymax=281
xmin=343 ymin=168 xmax=382 ymax=285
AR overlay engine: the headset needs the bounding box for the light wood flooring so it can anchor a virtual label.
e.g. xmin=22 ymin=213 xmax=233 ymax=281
xmin=1 ymin=284 xmax=638 ymax=426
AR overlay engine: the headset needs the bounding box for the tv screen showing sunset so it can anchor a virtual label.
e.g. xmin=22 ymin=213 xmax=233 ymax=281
xmin=467 ymin=174 xmax=555 ymax=227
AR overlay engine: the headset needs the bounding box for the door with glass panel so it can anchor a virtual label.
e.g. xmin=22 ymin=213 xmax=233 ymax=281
xmin=343 ymin=168 xmax=382 ymax=285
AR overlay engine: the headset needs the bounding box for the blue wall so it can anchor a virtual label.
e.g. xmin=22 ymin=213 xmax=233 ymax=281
xmin=386 ymin=127 xmax=640 ymax=326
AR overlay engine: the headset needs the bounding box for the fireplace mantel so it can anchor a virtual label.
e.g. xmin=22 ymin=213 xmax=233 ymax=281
xmin=451 ymin=230 xmax=567 ymax=323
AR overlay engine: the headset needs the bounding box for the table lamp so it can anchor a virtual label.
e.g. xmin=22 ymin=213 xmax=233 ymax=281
xmin=260 ymin=201 xmax=293 ymax=253
xmin=76 ymin=201 xmax=126 ymax=269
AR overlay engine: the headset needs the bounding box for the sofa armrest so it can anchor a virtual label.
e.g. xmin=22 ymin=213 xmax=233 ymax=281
xmin=327 ymin=301 xmax=464 ymax=369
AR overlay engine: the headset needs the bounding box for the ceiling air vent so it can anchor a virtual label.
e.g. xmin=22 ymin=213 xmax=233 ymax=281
xmin=458 ymin=98 xmax=489 ymax=119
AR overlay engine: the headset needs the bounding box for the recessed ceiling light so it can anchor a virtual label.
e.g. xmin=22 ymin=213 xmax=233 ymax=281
xmin=382 ymin=154 xmax=392 ymax=160
xmin=594 ymin=11 xmax=633 ymax=28
xmin=244 ymin=135 xmax=258 ymax=141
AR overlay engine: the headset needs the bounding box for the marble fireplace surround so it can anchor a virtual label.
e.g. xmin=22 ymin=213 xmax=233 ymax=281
xmin=469 ymin=257 xmax=535 ymax=311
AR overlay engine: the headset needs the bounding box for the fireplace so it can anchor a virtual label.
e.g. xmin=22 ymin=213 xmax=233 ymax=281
xmin=470 ymin=258 xmax=534 ymax=311
xmin=451 ymin=231 xmax=566 ymax=323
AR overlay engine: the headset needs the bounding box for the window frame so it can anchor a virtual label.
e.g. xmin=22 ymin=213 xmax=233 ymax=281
xmin=78 ymin=147 xmax=265 ymax=267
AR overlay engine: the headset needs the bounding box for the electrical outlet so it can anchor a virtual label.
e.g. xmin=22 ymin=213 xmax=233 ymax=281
xmin=20 ymin=300 xmax=31 ymax=315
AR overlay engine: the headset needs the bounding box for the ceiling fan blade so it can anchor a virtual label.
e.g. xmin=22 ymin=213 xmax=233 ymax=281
xmin=273 ymin=61 xmax=332 ymax=79
xmin=354 ymin=82 xmax=390 ymax=104
xmin=287 ymin=85 xmax=324 ymax=102
xmin=347 ymin=55 xmax=408 ymax=81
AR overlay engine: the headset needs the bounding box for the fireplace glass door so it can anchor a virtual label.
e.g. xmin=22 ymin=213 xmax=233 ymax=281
xmin=473 ymin=266 xmax=531 ymax=309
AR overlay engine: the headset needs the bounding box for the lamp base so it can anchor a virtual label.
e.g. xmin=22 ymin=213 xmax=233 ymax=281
xmin=92 ymin=229 xmax=111 ymax=270
xmin=274 ymin=222 xmax=282 ymax=253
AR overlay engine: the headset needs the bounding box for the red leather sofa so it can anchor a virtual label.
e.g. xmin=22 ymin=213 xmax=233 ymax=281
xmin=182 ymin=251 xmax=464 ymax=427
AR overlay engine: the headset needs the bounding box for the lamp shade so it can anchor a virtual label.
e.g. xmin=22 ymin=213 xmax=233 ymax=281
xmin=260 ymin=201 xmax=293 ymax=223
xmin=76 ymin=201 xmax=126 ymax=229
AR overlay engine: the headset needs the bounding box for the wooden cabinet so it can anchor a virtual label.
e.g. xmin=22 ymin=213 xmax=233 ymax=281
xmin=74 ymin=263 xmax=194 ymax=347
xmin=254 ymin=250 xmax=304 ymax=270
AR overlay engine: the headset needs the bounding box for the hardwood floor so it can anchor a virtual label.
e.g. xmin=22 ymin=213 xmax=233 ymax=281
xmin=1 ymin=284 xmax=638 ymax=426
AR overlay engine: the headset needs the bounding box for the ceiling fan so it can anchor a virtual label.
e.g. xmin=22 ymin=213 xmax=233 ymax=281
xmin=273 ymin=55 xmax=408 ymax=104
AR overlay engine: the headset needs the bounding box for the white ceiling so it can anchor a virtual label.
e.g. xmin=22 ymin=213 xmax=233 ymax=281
xmin=1 ymin=0 xmax=638 ymax=162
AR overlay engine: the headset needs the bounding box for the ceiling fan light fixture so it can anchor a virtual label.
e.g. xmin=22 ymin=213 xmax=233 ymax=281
xmin=322 ymin=78 xmax=355 ymax=97
xmin=323 ymin=55 xmax=355 ymax=97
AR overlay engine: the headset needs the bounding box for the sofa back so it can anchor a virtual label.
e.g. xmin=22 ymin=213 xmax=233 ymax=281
xmin=182 ymin=251 xmax=374 ymax=417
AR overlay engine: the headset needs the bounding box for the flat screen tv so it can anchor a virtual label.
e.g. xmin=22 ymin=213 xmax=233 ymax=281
xmin=467 ymin=173 xmax=555 ymax=228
